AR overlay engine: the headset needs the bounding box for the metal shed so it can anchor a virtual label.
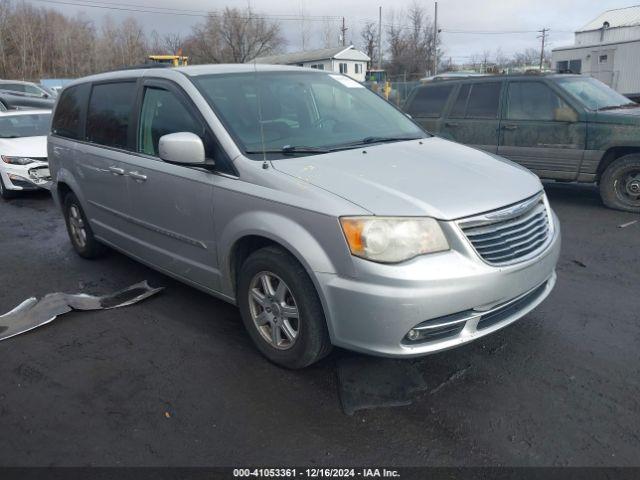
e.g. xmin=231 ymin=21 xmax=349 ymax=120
xmin=552 ymin=5 xmax=640 ymax=99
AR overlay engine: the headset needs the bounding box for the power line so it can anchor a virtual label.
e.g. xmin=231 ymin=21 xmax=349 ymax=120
xmin=443 ymin=29 xmax=539 ymax=35
xmin=26 ymin=0 xmax=578 ymax=34
xmin=443 ymin=29 xmax=573 ymax=35
xmin=27 ymin=0 xmax=343 ymax=21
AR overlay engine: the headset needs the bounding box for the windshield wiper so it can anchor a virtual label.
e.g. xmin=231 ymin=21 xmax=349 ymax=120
xmin=330 ymin=136 xmax=423 ymax=150
xmin=363 ymin=136 xmax=422 ymax=144
xmin=281 ymin=145 xmax=330 ymax=154
xmin=245 ymin=145 xmax=330 ymax=155
xmin=597 ymin=102 xmax=638 ymax=111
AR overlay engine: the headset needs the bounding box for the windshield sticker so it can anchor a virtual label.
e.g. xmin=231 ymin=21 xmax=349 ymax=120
xmin=329 ymin=75 xmax=364 ymax=89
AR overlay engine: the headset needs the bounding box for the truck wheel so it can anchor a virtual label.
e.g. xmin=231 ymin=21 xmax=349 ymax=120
xmin=600 ymin=154 xmax=640 ymax=213
xmin=0 ymin=175 xmax=17 ymax=200
xmin=237 ymin=246 xmax=332 ymax=369
xmin=63 ymin=192 xmax=107 ymax=259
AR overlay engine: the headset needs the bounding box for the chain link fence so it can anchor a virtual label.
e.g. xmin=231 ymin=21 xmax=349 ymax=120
xmin=364 ymin=80 xmax=421 ymax=107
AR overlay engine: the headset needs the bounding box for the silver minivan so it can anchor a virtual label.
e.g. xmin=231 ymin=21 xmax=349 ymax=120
xmin=48 ymin=65 xmax=561 ymax=368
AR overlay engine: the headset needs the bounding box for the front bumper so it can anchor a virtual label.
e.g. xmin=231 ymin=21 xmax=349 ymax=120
xmin=1 ymin=163 xmax=50 ymax=191
xmin=316 ymin=212 xmax=561 ymax=357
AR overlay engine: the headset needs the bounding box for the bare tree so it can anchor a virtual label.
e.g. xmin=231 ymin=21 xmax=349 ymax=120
xmin=187 ymin=8 xmax=285 ymax=64
xmin=360 ymin=22 xmax=377 ymax=66
xmin=321 ymin=19 xmax=340 ymax=49
xmin=148 ymin=30 xmax=163 ymax=53
xmin=385 ymin=3 xmax=438 ymax=79
xmin=163 ymin=33 xmax=184 ymax=55
xmin=0 ymin=1 xmax=285 ymax=80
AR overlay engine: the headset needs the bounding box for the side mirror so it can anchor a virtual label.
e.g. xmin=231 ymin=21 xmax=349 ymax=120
xmin=554 ymin=107 xmax=578 ymax=123
xmin=158 ymin=132 xmax=206 ymax=165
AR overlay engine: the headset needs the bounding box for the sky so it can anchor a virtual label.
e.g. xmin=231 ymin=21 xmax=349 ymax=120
xmin=24 ymin=0 xmax=632 ymax=62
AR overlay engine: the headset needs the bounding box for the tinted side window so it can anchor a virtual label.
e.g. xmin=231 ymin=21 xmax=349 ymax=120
xmin=450 ymin=84 xmax=470 ymax=118
xmin=466 ymin=83 xmax=501 ymax=119
xmin=139 ymin=88 xmax=203 ymax=156
xmin=406 ymin=85 xmax=454 ymax=117
xmin=0 ymin=84 xmax=25 ymax=93
xmin=138 ymin=86 xmax=234 ymax=175
xmin=86 ymin=82 xmax=137 ymax=149
xmin=507 ymin=82 xmax=571 ymax=121
xmin=25 ymin=84 xmax=43 ymax=96
xmin=52 ymin=85 xmax=85 ymax=139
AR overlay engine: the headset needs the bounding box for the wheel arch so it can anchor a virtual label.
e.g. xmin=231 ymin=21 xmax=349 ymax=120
xmin=56 ymin=181 xmax=73 ymax=205
xmin=597 ymin=146 xmax=640 ymax=181
xmin=53 ymin=168 xmax=86 ymax=209
xmin=226 ymin=231 xmax=338 ymax=339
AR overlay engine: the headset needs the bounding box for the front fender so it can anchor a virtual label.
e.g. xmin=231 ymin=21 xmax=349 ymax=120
xmin=217 ymin=210 xmax=354 ymax=297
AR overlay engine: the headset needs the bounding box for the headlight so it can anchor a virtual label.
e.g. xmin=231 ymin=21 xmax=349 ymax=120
xmin=340 ymin=216 xmax=449 ymax=263
xmin=1 ymin=155 xmax=36 ymax=165
xmin=541 ymin=193 xmax=555 ymax=236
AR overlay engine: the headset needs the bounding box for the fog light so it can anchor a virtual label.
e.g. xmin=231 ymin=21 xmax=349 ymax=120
xmin=8 ymin=174 xmax=28 ymax=182
xmin=407 ymin=329 xmax=420 ymax=341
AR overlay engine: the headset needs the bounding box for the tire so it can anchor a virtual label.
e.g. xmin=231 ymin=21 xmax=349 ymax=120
xmin=237 ymin=246 xmax=332 ymax=369
xmin=0 ymin=175 xmax=17 ymax=200
xmin=63 ymin=192 xmax=107 ymax=259
xmin=599 ymin=154 xmax=640 ymax=213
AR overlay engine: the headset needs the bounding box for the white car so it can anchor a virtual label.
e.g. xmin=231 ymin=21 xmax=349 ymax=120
xmin=0 ymin=109 xmax=51 ymax=199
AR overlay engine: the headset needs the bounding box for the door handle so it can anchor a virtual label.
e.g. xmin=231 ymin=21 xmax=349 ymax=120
xmin=502 ymin=124 xmax=518 ymax=131
xmin=445 ymin=121 xmax=460 ymax=127
xmin=108 ymin=166 xmax=125 ymax=176
xmin=52 ymin=146 xmax=63 ymax=157
xmin=129 ymin=171 xmax=148 ymax=182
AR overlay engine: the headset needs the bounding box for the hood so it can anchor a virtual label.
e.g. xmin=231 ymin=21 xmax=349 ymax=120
xmin=592 ymin=106 xmax=640 ymax=125
xmin=0 ymin=136 xmax=47 ymax=159
xmin=272 ymin=137 xmax=542 ymax=220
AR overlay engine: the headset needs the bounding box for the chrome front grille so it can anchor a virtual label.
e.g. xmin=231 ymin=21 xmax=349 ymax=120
xmin=457 ymin=193 xmax=552 ymax=266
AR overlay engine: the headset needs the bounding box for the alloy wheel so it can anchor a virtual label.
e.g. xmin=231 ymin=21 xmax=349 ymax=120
xmin=248 ymin=271 xmax=300 ymax=350
xmin=68 ymin=204 xmax=88 ymax=248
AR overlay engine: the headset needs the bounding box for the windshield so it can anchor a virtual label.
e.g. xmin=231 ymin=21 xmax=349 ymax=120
xmin=556 ymin=77 xmax=634 ymax=110
xmin=0 ymin=113 xmax=51 ymax=138
xmin=191 ymin=71 xmax=426 ymax=156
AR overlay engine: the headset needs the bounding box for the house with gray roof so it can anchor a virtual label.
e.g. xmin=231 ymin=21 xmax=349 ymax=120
xmin=250 ymin=45 xmax=370 ymax=82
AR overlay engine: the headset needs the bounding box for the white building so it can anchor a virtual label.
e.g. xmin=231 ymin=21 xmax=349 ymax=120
xmin=552 ymin=5 xmax=640 ymax=98
xmin=251 ymin=45 xmax=370 ymax=82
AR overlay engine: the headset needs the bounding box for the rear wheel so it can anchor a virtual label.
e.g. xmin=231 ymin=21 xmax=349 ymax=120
xmin=237 ymin=246 xmax=332 ymax=369
xmin=0 ymin=175 xmax=17 ymax=200
xmin=63 ymin=192 xmax=107 ymax=259
xmin=600 ymin=154 xmax=640 ymax=213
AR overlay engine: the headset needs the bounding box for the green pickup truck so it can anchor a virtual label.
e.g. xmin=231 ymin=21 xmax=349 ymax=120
xmin=403 ymin=74 xmax=640 ymax=212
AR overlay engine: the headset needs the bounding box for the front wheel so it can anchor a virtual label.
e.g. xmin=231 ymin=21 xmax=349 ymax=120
xmin=237 ymin=246 xmax=332 ymax=369
xmin=600 ymin=154 xmax=640 ymax=213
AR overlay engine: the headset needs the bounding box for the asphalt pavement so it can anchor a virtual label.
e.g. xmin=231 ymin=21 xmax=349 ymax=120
xmin=0 ymin=182 xmax=638 ymax=467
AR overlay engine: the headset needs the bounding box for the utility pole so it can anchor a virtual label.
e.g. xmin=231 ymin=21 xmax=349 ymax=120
xmin=538 ymin=28 xmax=548 ymax=71
xmin=377 ymin=6 xmax=383 ymax=69
xmin=433 ymin=1 xmax=438 ymax=76
xmin=341 ymin=17 xmax=348 ymax=46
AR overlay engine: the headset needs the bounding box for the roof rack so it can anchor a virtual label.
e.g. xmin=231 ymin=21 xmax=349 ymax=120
xmin=101 ymin=63 xmax=173 ymax=74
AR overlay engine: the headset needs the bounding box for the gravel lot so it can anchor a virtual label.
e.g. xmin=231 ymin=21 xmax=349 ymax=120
xmin=0 ymin=182 xmax=638 ymax=467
